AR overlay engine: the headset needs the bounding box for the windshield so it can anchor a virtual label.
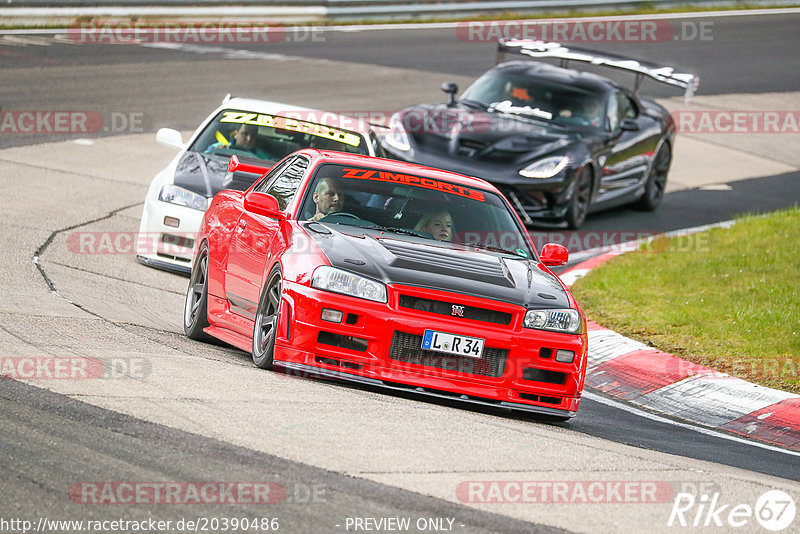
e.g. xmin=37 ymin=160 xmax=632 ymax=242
xmin=300 ymin=164 xmax=535 ymax=259
xmin=190 ymin=109 xmax=369 ymax=163
xmin=461 ymin=71 xmax=606 ymax=129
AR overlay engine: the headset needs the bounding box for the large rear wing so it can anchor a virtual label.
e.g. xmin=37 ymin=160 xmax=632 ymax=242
xmin=497 ymin=39 xmax=699 ymax=103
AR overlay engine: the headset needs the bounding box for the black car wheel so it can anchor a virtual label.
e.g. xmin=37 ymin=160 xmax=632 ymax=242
xmin=636 ymin=142 xmax=671 ymax=211
xmin=184 ymin=243 xmax=212 ymax=341
xmin=252 ymin=265 xmax=282 ymax=370
xmin=565 ymin=167 xmax=593 ymax=229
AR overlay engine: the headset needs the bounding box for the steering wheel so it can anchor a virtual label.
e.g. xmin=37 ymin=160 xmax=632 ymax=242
xmin=320 ymin=212 xmax=361 ymax=221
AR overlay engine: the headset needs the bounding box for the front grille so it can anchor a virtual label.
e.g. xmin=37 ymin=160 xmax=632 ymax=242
xmin=399 ymin=295 xmax=512 ymax=325
xmin=522 ymin=367 xmax=567 ymax=385
xmin=519 ymin=392 xmax=562 ymax=405
xmin=495 ymin=185 xmax=547 ymax=211
xmin=457 ymin=138 xmax=489 ymax=156
xmin=160 ymin=233 xmax=195 ymax=250
xmin=388 ymin=331 xmax=506 ymax=377
xmin=317 ymin=331 xmax=368 ymax=352
xmin=156 ymin=252 xmax=191 ymax=263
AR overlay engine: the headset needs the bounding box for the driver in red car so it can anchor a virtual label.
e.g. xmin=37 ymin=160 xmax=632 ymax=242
xmin=309 ymin=177 xmax=345 ymax=221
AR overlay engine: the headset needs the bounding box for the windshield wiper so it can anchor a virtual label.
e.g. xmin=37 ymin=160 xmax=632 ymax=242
xmin=371 ymin=225 xmax=430 ymax=238
xmin=469 ymin=243 xmax=529 ymax=257
xmin=459 ymin=98 xmax=488 ymax=110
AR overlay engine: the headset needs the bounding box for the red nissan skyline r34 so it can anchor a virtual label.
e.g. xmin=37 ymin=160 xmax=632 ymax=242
xmin=184 ymin=149 xmax=587 ymax=420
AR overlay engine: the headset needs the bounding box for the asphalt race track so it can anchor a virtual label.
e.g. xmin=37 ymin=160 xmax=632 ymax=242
xmin=1 ymin=10 xmax=799 ymax=533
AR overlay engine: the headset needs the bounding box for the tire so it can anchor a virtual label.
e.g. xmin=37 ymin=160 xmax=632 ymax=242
xmin=635 ymin=142 xmax=671 ymax=211
xmin=565 ymin=167 xmax=592 ymax=229
xmin=252 ymin=265 xmax=282 ymax=370
xmin=184 ymin=243 xmax=213 ymax=341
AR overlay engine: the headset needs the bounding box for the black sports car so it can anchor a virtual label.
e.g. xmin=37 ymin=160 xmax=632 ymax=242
xmin=380 ymin=40 xmax=698 ymax=228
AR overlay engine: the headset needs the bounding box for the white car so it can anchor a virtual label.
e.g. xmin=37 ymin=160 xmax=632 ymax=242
xmin=136 ymin=95 xmax=384 ymax=274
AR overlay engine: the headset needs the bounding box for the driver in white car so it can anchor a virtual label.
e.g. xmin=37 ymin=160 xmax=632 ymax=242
xmin=204 ymin=123 xmax=273 ymax=160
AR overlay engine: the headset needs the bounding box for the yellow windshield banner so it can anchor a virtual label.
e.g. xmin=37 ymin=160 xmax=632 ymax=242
xmin=220 ymin=111 xmax=362 ymax=148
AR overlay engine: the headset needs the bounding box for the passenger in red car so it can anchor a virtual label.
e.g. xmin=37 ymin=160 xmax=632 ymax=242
xmin=309 ymin=177 xmax=344 ymax=221
xmin=415 ymin=210 xmax=454 ymax=242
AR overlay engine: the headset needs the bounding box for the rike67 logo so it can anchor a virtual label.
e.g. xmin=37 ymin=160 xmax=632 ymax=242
xmin=668 ymin=490 xmax=796 ymax=530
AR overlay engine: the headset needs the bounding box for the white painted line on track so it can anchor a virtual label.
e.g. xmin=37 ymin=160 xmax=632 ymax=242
xmin=583 ymin=390 xmax=800 ymax=457
xmin=587 ymin=328 xmax=650 ymax=366
xmin=2 ymin=8 xmax=800 ymax=34
xmin=636 ymin=375 xmax=800 ymax=428
xmin=321 ymin=7 xmax=800 ymax=32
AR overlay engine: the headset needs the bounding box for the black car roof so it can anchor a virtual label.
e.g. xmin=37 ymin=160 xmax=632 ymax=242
xmin=490 ymin=60 xmax=618 ymax=94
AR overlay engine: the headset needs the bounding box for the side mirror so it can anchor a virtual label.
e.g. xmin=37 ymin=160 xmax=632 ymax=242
xmin=540 ymin=243 xmax=569 ymax=266
xmin=441 ymin=82 xmax=459 ymax=107
xmin=243 ymin=191 xmax=285 ymax=220
xmin=619 ymin=118 xmax=640 ymax=132
xmin=156 ymin=128 xmax=184 ymax=150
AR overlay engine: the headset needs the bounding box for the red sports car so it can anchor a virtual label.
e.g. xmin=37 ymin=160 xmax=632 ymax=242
xmin=184 ymin=149 xmax=588 ymax=419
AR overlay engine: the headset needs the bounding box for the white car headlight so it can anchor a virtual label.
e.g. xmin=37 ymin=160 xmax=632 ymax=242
xmin=519 ymin=156 xmax=569 ymax=179
xmin=524 ymin=308 xmax=581 ymax=334
xmin=383 ymin=114 xmax=411 ymax=152
xmin=158 ymin=184 xmax=209 ymax=211
xmin=312 ymin=266 xmax=387 ymax=303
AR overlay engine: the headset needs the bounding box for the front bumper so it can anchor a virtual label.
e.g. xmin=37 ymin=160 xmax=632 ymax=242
xmin=382 ymin=145 xmax=577 ymax=225
xmin=275 ymin=281 xmax=587 ymax=417
xmin=279 ymin=362 xmax=576 ymax=418
xmin=136 ymin=198 xmax=205 ymax=274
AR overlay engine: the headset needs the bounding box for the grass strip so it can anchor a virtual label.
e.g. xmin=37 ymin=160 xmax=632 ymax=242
xmin=571 ymin=207 xmax=800 ymax=393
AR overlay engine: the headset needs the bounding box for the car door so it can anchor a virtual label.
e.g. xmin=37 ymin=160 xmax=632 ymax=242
xmin=596 ymin=91 xmax=661 ymax=198
xmin=223 ymin=156 xmax=309 ymax=321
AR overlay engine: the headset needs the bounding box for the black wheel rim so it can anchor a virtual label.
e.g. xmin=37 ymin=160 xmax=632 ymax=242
xmin=255 ymin=274 xmax=281 ymax=355
xmin=573 ymin=169 xmax=592 ymax=223
xmin=184 ymin=251 xmax=207 ymax=328
xmin=648 ymin=145 xmax=671 ymax=203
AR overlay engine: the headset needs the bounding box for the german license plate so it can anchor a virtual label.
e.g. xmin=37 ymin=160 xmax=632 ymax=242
xmin=421 ymin=329 xmax=484 ymax=358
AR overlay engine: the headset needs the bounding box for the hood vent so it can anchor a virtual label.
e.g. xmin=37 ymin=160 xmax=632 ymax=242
xmin=379 ymin=239 xmax=512 ymax=286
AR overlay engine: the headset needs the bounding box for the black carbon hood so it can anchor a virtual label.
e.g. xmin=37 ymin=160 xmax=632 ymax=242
xmin=304 ymin=223 xmax=570 ymax=309
xmin=170 ymin=151 xmax=228 ymax=198
xmin=172 ymin=151 xmax=262 ymax=198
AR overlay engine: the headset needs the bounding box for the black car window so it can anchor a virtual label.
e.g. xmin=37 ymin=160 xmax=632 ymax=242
xmin=616 ymin=92 xmax=637 ymax=122
xmin=265 ymin=156 xmax=309 ymax=210
xmin=189 ymin=109 xmax=369 ymax=163
xmin=254 ymin=156 xmax=296 ymax=193
xmin=605 ymin=93 xmax=619 ymax=131
xmin=461 ymin=70 xmax=605 ymax=130
xmin=300 ymin=164 xmax=535 ymax=259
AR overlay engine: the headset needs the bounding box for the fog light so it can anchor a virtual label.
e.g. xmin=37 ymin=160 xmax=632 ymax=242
xmin=163 ymin=216 xmax=180 ymax=228
xmin=555 ymin=349 xmax=574 ymax=363
xmin=321 ymin=308 xmax=343 ymax=323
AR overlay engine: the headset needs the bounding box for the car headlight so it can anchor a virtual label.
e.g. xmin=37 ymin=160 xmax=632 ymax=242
xmin=312 ymin=266 xmax=387 ymax=303
xmin=158 ymin=184 xmax=209 ymax=211
xmin=524 ymin=308 xmax=581 ymax=334
xmin=383 ymin=114 xmax=411 ymax=152
xmin=519 ymin=156 xmax=569 ymax=179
